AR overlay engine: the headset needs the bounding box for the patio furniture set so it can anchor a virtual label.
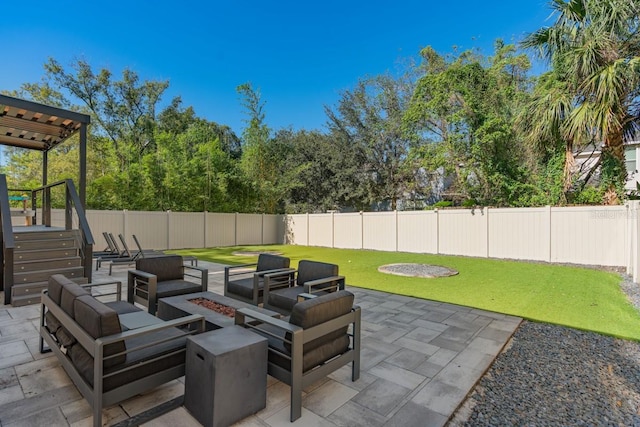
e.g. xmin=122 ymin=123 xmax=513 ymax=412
xmin=39 ymin=253 xmax=361 ymax=427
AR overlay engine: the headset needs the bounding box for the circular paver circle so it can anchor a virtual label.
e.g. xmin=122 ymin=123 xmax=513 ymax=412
xmin=378 ymin=263 xmax=458 ymax=278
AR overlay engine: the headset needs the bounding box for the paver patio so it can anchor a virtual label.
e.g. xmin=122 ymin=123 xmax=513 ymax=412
xmin=0 ymin=259 xmax=521 ymax=427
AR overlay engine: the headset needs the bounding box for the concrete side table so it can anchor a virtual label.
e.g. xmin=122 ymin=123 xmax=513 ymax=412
xmin=184 ymin=325 xmax=268 ymax=427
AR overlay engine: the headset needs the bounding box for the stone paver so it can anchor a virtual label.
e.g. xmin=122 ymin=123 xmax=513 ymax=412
xmin=0 ymin=259 xmax=521 ymax=426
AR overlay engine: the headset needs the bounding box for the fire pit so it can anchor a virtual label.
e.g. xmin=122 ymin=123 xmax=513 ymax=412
xmin=158 ymin=291 xmax=281 ymax=330
xmin=189 ymin=297 xmax=235 ymax=318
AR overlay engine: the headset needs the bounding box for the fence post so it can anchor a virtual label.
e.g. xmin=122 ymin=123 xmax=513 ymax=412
xmin=395 ymin=210 xmax=399 ymax=252
xmin=435 ymin=209 xmax=440 ymax=255
xmin=360 ymin=211 xmax=364 ymax=249
xmin=484 ymin=207 xmax=489 ymax=258
xmin=203 ymin=211 xmax=208 ymax=248
xmin=166 ymin=210 xmax=172 ymax=250
xmin=123 ymin=209 xmax=128 ymax=243
xmin=331 ymin=211 xmax=335 ymax=248
xmin=306 ymin=213 xmax=310 ymax=246
xmin=545 ymin=205 xmax=552 ymax=263
xmin=261 ymin=213 xmax=265 ymax=245
xmin=235 ymin=212 xmax=238 ymax=246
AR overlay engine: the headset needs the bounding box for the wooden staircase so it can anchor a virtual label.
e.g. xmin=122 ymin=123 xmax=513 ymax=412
xmin=10 ymin=229 xmax=88 ymax=306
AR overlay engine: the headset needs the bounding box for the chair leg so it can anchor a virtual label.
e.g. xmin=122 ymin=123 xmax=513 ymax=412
xmin=290 ymin=377 xmax=302 ymax=422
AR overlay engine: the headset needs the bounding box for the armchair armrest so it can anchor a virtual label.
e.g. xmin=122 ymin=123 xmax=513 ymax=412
xmin=235 ymin=308 xmax=302 ymax=334
xmin=81 ymin=280 xmax=123 ymax=301
xmin=184 ymin=265 xmax=209 ymax=291
xmin=127 ymin=269 xmax=157 ymax=305
xmin=304 ymin=275 xmax=345 ymax=293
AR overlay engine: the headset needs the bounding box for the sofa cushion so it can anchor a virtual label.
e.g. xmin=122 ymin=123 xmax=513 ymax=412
xmin=69 ymin=327 xmax=187 ymax=391
xmin=47 ymin=274 xmax=68 ymax=305
xmin=60 ymin=281 xmax=90 ymax=318
xmin=295 ymin=261 xmax=338 ymax=287
xmin=257 ymin=254 xmax=290 ymax=272
xmin=73 ymin=295 xmax=126 ymax=368
xmin=105 ymin=300 xmax=143 ymax=315
xmin=136 ymin=255 xmax=184 ymax=282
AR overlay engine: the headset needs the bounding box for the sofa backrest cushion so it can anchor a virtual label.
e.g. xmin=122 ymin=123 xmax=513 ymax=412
xmin=286 ymin=290 xmax=354 ymax=355
xmin=47 ymin=274 xmax=69 ymax=305
xmin=257 ymin=254 xmax=290 ymax=272
xmin=74 ymin=294 xmax=126 ymax=368
xmin=295 ymin=260 xmax=338 ymax=287
xmin=136 ymin=255 xmax=184 ymax=282
xmin=60 ymin=280 xmax=90 ymax=318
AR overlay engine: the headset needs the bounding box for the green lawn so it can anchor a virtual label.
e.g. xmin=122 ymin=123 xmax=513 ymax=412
xmin=172 ymin=245 xmax=640 ymax=341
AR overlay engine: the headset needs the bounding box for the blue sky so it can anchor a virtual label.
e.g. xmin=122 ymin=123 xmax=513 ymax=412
xmin=0 ymin=0 xmax=551 ymax=136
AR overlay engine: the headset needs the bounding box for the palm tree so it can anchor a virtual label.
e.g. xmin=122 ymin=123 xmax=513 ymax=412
xmin=523 ymin=0 xmax=640 ymax=203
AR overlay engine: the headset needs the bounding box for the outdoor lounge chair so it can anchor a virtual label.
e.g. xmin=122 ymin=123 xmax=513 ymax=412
xmin=105 ymin=235 xmax=165 ymax=275
xmin=224 ymin=253 xmax=291 ymax=305
xmin=128 ymin=255 xmax=208 ymax=315
xmin=235 ymin=290 xmax=361 ymax=421
xmin=263 ymin=260 xmax=345 ymax=315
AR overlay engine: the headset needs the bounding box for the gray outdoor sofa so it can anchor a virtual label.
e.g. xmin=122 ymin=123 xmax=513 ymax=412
xmin=39 ymin=274 xmax=204 ymax=427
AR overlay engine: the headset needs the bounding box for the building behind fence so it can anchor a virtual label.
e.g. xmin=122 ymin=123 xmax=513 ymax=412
xmin=45 ymin=203 xmax=640 ymax=282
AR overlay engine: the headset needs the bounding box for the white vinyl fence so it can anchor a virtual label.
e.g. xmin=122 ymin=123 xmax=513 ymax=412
xmin=46 ymin=203 xmax=640 ymax=282
xmin=285 ymin=203 xmax=640 ymax=282
xmin=47 ymin=210 xmax=286 ymax=252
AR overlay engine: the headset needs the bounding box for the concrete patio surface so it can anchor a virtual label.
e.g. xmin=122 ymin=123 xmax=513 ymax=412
xmin=0 ymin=259 xmax=521 ymax=427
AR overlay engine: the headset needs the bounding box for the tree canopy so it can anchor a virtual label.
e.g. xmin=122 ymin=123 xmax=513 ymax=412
xmin=3 ymin=2 xmax=640 ymax=212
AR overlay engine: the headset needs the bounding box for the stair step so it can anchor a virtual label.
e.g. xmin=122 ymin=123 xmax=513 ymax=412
xmin=13 ymin=230 xmax=80 ymax=241
xmin=14 ymin=266 xmax=85 ymax=284
xmin=14 ymin=238 xmax=78 ymax=251
xmin=15 ymin=257 xmax=82 ymax=272
xmin=10 ymin=294 xmax=43 ymax=307
xmin=14 ymin=248 xmax=79 ymax=262
xmin=11 ymin=277 xmax=89 ymax=298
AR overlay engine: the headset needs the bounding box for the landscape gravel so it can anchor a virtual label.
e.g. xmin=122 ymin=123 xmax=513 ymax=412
xmin=449 ymin=273 xmax=640 ymax=427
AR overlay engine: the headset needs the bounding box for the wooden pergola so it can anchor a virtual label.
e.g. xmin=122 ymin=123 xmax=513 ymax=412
xmin=0 ymin=94 xmax=91 ymax=205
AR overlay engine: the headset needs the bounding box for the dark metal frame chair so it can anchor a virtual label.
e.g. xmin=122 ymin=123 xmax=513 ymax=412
xmin=235 ymin=290 xmax=361 ymax=422
xmin=128 ymin=255 xmax=208 ymax=315
xmin=224 ymin=253 xmax=291 ymax=305
xmin=263 ymin=260 xmax=345 ymax=315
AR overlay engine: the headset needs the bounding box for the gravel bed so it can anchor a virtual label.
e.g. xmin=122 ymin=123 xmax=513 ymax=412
xmin=449 ymin=274 xmax=640 ymax=426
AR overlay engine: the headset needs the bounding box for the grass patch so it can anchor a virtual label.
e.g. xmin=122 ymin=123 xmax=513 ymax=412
xmin=172 ymin=245 xmax=640 ymax=341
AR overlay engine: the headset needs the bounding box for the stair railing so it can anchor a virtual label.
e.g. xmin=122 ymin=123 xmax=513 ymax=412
xmin=27 ymin=179 xmax=94 ymax=281
xmin=1 ymin=178 xmax=94 ymax=303
xmin=0 ymin=175 xmax=15 ymax=302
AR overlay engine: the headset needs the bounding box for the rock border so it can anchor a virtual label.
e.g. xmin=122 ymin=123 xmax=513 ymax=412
xmin=378 ymin=263 xmax=458 ymax=278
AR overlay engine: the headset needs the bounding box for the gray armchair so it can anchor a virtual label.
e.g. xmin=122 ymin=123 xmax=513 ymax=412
xmin=128 ymin=255 xmax=208 ymax=315
xmin=224 ymin=253 xmax=291 ymax=305
xmin=235 ymin=290 xmax=361 ymax=422
xmin=263 ymin=260 xmax=345 ymax=315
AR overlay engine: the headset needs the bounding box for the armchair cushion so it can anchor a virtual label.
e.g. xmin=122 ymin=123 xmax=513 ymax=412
xmin=295 ymin=260 xmax=338 ymax=287
xmin=268 ymin=290 xmax=354 ymax=373
xmin=136 ymin=255 xmax=184 ymax=282
xmin=257 ymin=254 xmax=291 ymax=272
xmin=227 ymin=279 xmax=264 ymax=300
xmin=134 ymin=279 xmax=204 ymax=299
xmin=267 ymin=286 xmax=328 ymax=314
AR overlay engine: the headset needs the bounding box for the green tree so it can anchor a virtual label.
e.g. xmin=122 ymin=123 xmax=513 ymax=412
xmin=523 ymin=0 xmax=640 ymax=203
xmin=405 ymin=42 xmax=531 ymax=206
xmin=326 ymin=73 xmax=417 ymax=210
xmin=44 ymin=58 xmax=170 ymax=167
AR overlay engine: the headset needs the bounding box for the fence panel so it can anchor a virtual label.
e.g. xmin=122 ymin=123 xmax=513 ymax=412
xmin=262 ymin=215 xmax=284 ymax=245
xmin=206 ymin=213 xmax=236 ymax=247
xmin=397 ymin=211 xmax=438 ymax=254
xmin=169 ymin=212 xmax=205 ymax=249
xmin=438 ymin=209 xmax=487 ymax=257
xmin=363 ymin=212 xmax=396 ymax=251
xmin=308 ymin=214 xmax=333 ymax=247
xmin=488 ymin=207 xmax=550 ymax=261
xmin=334 ymin=213 xmax=363 ymax=249
xmin=125 ymin=211 xmax=170 ymax=249
xmin=284 ymin=214 xmax=307 ymax=245
xmin=236 ymin=214 xmax=263 ymax=245
xmin=550 ymin=206 xmax=627 ymax=266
